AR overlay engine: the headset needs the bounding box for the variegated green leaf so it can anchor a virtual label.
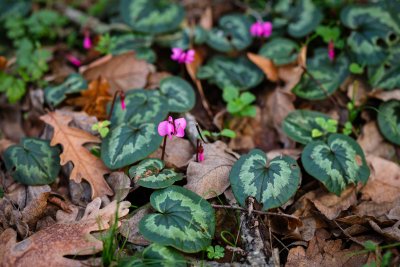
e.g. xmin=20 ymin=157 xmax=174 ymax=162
xmin=110 ymin=90 xmax=167 ymax=126
xmin=197 ymin=55 xmax=263 ymax=91
xmin=119 ymin=244 xmax=186 ymax=267
xmin=287 ymin=0 xmax=323 ymax=37
xmin=120 ymin=0 xmax=184 ymax=34
xmin=101 ymin=122 xmax=162 ymax=169
xmin=159 ymin=76 xmax=195 ymax=113
xmin=229 ymin=149 xmax=301 ymax=210
xmin=302 ymin=134 xmax=370 ymax=195
xmin=206 ymin=14 xmax=252 ymax=53
xmin=368 ymin=45 xmax=400 ymax=90
xmin=111 ymin=34 xmax=156 ymax=63
xmin=293 ymin=48 xmax=349 ymax=100
xmin=3 ymin=138 xmax=61 ymax=185
xmin=44 ymin=74 xmax=87 ymax=106
xmin=283 ymin=110 xmax=332 ymax=144
xmin=378 ymin=100 xmax=400 ymax=145
xmin=259 ymin=37 xmax=299 ymax=65
xmin=129 ymin=159 xmax=183 ymax=189
xmin=156 ymin=26 xmax=207 ymax=50
xmin=341 ymin=4 xmax=400 ymax=66
xmin=139 ymin=186 xmax=215 ymax=253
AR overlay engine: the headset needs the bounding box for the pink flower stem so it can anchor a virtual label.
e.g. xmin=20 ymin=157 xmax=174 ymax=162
xmin=107 ymin=90 xmax=125 ymax=121
xmin=196 ymin=139 xmax=200 ymax=162
xmin=161 ymin=135 xmax=167 ymax=161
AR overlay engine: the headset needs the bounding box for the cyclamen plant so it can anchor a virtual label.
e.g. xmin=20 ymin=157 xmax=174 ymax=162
xmin=158 ymin=116 xmax=187 ymax=160
xmin=250 ymin=21 xmax=273 ymax=38
xmin=171 ymin=48 xmax=195 ymax=64
xmin=83 ymin=30 xmax=92 ymax=50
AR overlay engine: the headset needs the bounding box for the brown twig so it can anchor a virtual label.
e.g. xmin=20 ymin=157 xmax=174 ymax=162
xmin=107 ymin=90 xmax=124 ymax=121
xmin=211 ymin=204 xmax=299 ymax=220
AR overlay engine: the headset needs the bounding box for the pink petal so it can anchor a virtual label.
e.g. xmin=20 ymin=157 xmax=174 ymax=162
xmin=171 ymin=48 xmax=183 ymax=61
xmin=198 ymin=151 xmax=205 ymax=162
xmin=66 ymin=55 xmax=81 ymax=67
xmin=174 ymin=118 xmax=187 ymax=137
xmin=83 ymin=35 xmax=92 ymax=50
xmin=328 ymin=41 xmax=335 ymax=61
xmin=185 ymin=50 xmax=195 ymax=63
xmin=158 ymin=120 xmax=174 ymax=137
xmin=250 ymin=22 xmax=263 ymax=37
xmin=120 ymin=99 xmax=126 ymax=110
xmin=262 ymin=22 xmax=273 ymax=37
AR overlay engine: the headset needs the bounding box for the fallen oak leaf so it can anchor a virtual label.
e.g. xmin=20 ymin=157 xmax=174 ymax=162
xmin=0 ymin=198 xmax=130 ymax=267
xmin=185 ymin=141 xmax=237 ymax=199
xmin=40 ymin=111 xmax=113 ymax=199
xmin=66 ymin=76 xmax=112 ymax=120
xmin=247 ymin=52 xmax=279 ymax=82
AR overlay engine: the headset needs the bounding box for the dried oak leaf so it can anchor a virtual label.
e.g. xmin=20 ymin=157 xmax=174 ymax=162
xmin=185 ymin=141 xmax=237 ymax=199
xmin=357 ymin=122 xmax=395 ymax=160
xmin=67 ymin=77 xmax=112 ymax=120
xmin=285 ymin=229 xmax=371 ymax=267
xmin=361 ymin=155 xmax=400 ymax=203
xmin=82 ymin=52 xmax=153 ymax=93
xmin=119 ymin=204 xmax=152 ymax=246
xmin=0 ymin=198 xmax=130 ymax=267
xmin=40 ymin=111 xmax=113 ymax=199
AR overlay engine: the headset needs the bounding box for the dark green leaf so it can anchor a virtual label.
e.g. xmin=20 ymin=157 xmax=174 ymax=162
xmin=159 ymin=76 xmax=195 ymax=113
xmin=44 ymin=74 xmax=87 ymax=106
xmin=258 ymin=37 xmax=299 ymax=65
xmin=377 ymin=100 xmax=400 ymax=145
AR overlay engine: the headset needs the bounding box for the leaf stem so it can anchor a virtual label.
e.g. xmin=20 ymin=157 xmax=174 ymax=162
xmin=161 ymin=136 xmax=167 ymax=161
xmin=107 ymin=90 xmax=125 ymax=121
xmin=211 ymin=204 xmax=299 ymax=219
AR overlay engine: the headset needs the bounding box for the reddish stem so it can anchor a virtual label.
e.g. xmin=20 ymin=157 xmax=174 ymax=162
xmin=108 ymin=90 xmax=125 ymax=121
xmin=161 ymin=136 xmax=167 ymax=161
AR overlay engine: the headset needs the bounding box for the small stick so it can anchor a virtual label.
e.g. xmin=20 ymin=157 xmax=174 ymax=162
xmin=161 ymin=136 xmax=167 ymax=161
xmin=107 ymin=90 xmax=125 ymax=121
xmin=211 ymin=204 xmax=299 ymax=220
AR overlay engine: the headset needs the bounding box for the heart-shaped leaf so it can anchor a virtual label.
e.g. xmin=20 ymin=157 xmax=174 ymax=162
xmin=302 ymin=134 xmax=370 ymax=195
xmin=283 ymin=110 xmax=332 ymax=144
xmin=44 ymin=74 xmax=87 ymax=106
xmin=119 ymin=244 xmax=186 ymax=267
xmin=3 ymin=138 xmax=61 ymax=185
xmin=111 ymin=34 xmax=156 ymax=63
xmin=129 ymin=159 xmax=183 ymax=189
xmin=287 ymin=0 xmax=323 ymax=38
xmin=101 ymin=122 xmax=162 ymax=169
xmin=378 ymin=100 xmax=400 ymax=145
xmin=293 ymin=48 xmax=349 ymax=100
xmin=139 ymin=186 xmax=215 ymax=253
xmin=206 ymin=14 xmax=252 ymax=53
xmin=229 ymin=149 xmax=301 ymax=210
xmin=341 ymin=4 xmax=400 ymax=66
xmin=197 ymin=55 xmax=263 ymax=91
xmin=120 ymin=0 xmax=184 ymax=34
xmin=159 ymin=76 xmax=195 ymax=113
xmin=368 ymin=45 xmax=400 ymax=90
xmin=110 ymin=90 xmax=167 ymax=126
xmin=259 ymin=37 xmax=299 ymax=65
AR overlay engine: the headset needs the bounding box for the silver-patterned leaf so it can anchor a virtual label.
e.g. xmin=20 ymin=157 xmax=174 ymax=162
xmin=230 ymin=149 xmax=301 ymax=210
xmin=259 ymin=37 xmax=299 ymax=65
xmin=159 ymin=76 xmax=195 ymax=113
xmin=302 ymin=134 xmax=370 ymax=195
xmin=287 ymin=0 xmax=323 ymax=38
xmin=368 ymin=45 xmax=400 ymax=90
xmin=377 ymin=100 xmax=400 ymax=145
xmin=44 ymin=74 xmax=87 ymax=106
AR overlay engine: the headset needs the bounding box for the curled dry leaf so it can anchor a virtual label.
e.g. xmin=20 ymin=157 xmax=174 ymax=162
xmin=149 ymin=137 xmax=195 ymax=169
xmin=247 ymin=52 xmax=279 ymax=82
xmin=286 ymin=229 xmax=370 ymax=267
xmin=40 ymin=111 xmax=113 ymax=199
xmin=82 ymin=52 xmax=154 ymax=93
xmin=301 ymin=187 xmax=357 ymax=220
xmin=0 ymin=198 xmax=130 ymax=267
xmin=369 ymin=220 xmax=400 ymax=242
xmin=185 ymin=141 xmax=237 ymax=199
xmin=361 ymin=155 xmax=400 ymax=203
xmin=357 ymin=122 xmax=395 ymax=160
xmin=368 ymin=88 xmax=400 ymax=101
xmin=106 ymin=172 xmax=131 ymax=202
xmin=119 ymin=204 xmax=152 ymax=246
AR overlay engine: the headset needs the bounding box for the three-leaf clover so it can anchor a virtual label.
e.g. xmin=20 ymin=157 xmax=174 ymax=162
xmin=223 ymin=86 xmax=256 ymax=117
xmin=311 ymin=117 xmax=338 ymax=138
xmin=206 ymin=245 xmax=225 ymax=260
xmin=92 ymin=120 xmax=111 ymax=138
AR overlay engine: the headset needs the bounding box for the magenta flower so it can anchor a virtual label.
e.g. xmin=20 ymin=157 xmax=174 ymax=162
xmin=83 ymin=32 xmax=92 ymax=50
xmin=250 ymin=21 xmax=273 ymax=38
xmin=328 ymin=40 xmax=335 ymax=61
xmin=120 ymin=93 xmax=126 ymax=110
xmin=171 ymin=48 xmax=195 ymax=64
xmin=66 ymin=54 xmax=81 ymax=67
xmin=197 ymin=144 xmax=204 ymax=162
xmin=158 ymin=116 xmax=187 ymax=139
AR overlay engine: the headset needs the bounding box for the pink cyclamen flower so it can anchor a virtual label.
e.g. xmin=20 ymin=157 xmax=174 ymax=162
xmin=197 ymin=145 xmax=204 ymax=162
xmin=83 ymin=32 xmax=92 ymax=50
xmin=158 ymin=116 xmax=187 ymax=139
xmin=328 ymin=40 xmax=335 ymax=61
xmin=66 ymin=54 xmax=81 ymax=67
xmin=250 ymin=21 xmax=273 ymax=38
xmin=171 ymin=48 xmax=195 ymax=64
xmin=120 ymin=94 xmax=126 ymax=110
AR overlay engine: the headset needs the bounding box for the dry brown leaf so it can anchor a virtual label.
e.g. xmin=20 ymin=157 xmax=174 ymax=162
xmin=368 ymin=89 xmax=400 ymax=101
xmin=358 ymin=122 xmax=396 ymax=160
xmin=297 ymin=46 xmax=307 ymax=68
xmin=199 ymin=6 xmax=213 ymax=30
xmin=286 ymin=229 xmax=370 ymax=267
xmin=66 ymin=77 xmax=112 ymax=119
xmin=40 ymin=111 xmax=113 ymax=199
xmin=146 ymin=71 xmax=171 ymax=89
xmin=369 ymin=220 xmax=400 ymax=241
xmin=82 ymin=52 xmax=153 ymax=93
xmin=185 ymin=141 xmax=237 ymax=199
xmin=354 ymin=199 xmax=400 ymax=219
xmin=119 ymin=204 xmax=151 ymax=246
xmin=149 ymin=137 xmax=195 ymax=169
xmin=0 ymin=198 xmax=130 ymax=267
xmin=247 ymin=52 xmax=279 ymax=82
xmin=361 ymin=155 xmax=400 ymax=203
xmin=266 ymin=148 xmax=302 ymax=160
xmin=0 ymin=56 xmax=7 ymax=70
xmin=302 ymin=187 xmax=357 ymax=220
xmin=0 ymin=138 xmax=13 ymax=155
xmin=106 ymin=172 xmax=131 ymax=202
